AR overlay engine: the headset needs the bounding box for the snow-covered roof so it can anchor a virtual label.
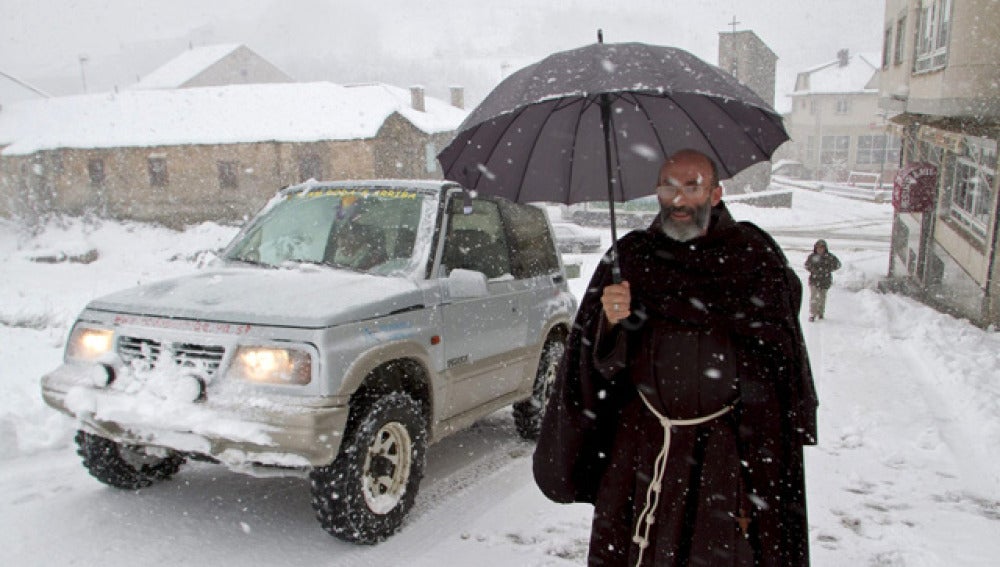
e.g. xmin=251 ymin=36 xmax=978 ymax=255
xmin=791 ymin=52 xmax=878 ymax=96
xmin=131 ymin=44 xmax=244 ymax=90
xmin=0 ymin=81 xmax=468 ymax=156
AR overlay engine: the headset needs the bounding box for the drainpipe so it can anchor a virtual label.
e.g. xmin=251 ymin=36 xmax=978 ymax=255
xmin=982 ymin=172 xmax=1000 ymax=326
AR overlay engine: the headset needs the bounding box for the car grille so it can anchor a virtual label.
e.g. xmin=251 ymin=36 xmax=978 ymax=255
xmin=117 ymin=336 xmax=225 ymax=377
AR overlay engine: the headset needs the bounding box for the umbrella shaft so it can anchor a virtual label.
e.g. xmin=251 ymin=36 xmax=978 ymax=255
xmin=600 ymin=95 xmax=623 ymax=284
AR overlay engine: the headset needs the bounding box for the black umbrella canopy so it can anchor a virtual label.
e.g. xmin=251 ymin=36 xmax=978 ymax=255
xmin=438 ymin=41 xmax=789 ymax=204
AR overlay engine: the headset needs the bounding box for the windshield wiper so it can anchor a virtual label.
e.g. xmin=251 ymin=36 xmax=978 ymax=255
xmin=225 ymin=256 xmax=272 ymax=268
xmin=284 ymin=258 xmax=366 ymax=273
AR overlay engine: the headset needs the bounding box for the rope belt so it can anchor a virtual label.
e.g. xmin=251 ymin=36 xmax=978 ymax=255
xmin=632 ymin=392 xmax=734 ymax=567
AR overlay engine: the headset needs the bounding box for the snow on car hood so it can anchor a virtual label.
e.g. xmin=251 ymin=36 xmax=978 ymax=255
xmin=87 ymin=265 xmax=425 ymax=328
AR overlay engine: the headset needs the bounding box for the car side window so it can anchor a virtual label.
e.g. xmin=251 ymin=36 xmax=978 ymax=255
xmin=498 ymin=200 xmax=560 ymax=278
xmin=441 ymin=198 xmax=512 ymax=279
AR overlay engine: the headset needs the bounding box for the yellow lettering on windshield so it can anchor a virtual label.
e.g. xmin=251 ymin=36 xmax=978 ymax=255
xmin=292 ymin=188 xmax=417 ymax=200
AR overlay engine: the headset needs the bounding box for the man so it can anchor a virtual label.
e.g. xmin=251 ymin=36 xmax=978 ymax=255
xmin=534 ymin=150 xmax=818 ymax=566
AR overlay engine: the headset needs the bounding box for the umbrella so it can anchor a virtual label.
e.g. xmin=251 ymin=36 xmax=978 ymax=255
xmin=437 ymin=34 xmax=789 ymax=281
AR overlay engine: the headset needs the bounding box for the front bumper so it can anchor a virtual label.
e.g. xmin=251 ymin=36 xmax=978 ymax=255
xmin=42 ymin=364 xmax=350 ymax=473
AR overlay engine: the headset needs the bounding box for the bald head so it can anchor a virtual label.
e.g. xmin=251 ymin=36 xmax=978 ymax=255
xmin=660 ymin=150 xmax=719 ymax=190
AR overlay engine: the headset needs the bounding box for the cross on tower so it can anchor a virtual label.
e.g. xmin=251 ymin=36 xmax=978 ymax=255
xmin=728 ymin=16 xmax=741 ymax=34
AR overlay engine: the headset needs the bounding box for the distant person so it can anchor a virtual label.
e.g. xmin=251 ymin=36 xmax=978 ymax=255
xmin=804 ymin=239 xmax=841 ymax=322
xmin=534 ymin=149 xmax=817 ymax=566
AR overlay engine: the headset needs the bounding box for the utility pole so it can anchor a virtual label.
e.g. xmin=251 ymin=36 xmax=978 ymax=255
xmin=78 ymin=54 xmax=89 ymax=93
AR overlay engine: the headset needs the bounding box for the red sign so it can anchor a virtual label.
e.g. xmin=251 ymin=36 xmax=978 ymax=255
xmin=892 ymin=162 xmax=938 ymax=212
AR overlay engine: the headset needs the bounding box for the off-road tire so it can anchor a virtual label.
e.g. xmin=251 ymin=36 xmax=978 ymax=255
xmin=75 ymin=430 xmax=185 ymax=489
xmin=513 ymin=337 xmax=566 ymax=440
xmin=310 ymin=392 xmax=427 ymax=544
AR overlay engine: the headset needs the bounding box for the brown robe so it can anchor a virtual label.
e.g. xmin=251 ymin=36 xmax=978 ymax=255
xmin=534 ymin=203 xmax=817 ymax=566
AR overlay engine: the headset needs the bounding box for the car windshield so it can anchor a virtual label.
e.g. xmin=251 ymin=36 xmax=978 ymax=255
xmin=222 ymin=186 xmax=438 ymax=277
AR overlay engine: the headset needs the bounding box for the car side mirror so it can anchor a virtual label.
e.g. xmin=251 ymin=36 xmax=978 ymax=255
xmin=447 ymin=268 xmax=489 ymax=298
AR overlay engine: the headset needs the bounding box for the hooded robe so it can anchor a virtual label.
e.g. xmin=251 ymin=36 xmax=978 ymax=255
xmin=534 ymin=202 xmax=817 ymax=567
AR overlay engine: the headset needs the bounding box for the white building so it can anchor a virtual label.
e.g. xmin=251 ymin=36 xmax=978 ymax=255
xmin=784 ymin=49 xmax=900 ymax=184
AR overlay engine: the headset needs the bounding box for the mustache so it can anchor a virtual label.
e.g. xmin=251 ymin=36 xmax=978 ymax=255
xmin=663 ymin=205 xmax=696 ymax=216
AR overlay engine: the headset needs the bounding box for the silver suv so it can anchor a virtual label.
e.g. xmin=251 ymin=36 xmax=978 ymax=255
xmin=41 ymin=180 xmax=575 ymax=543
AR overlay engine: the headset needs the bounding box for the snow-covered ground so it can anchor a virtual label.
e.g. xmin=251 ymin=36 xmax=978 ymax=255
xmin=1 ymin=189 xmax=998 ymax=566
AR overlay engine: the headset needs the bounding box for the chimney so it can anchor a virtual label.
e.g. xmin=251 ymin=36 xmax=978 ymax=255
xmin=450 ymin=86 xmax=465 ymax=109
xmin=410 ymin=86 xmax=425 ymax=112
xmin=837 ymin=48 xmax=849 ymax=67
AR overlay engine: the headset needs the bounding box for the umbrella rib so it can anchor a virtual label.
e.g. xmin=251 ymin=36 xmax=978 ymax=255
xmin=504 ymin=99 xmax=582 ymax=202
xmin=443 ymin=122 xmax=484 ymax=184
xmin=647 ymin=92 xmax=737 ymax=179
xmin=629 ymin=93 xmax=669 ymax=159
xmin=459 ymin=103 xmax=537 ymax=194
xmin=511 ymin=99 xmax=580 ymax=202
xmin=700 ymin=95 xmax=777 ymax=173
xmin=563 ymin=97 xmax=592 ymax=203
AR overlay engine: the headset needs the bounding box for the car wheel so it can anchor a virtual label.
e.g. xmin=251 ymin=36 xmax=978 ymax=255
xmin=310 ymin=392 xmax=427 ymax=544
xmin=75 ymin=430 xmax=185 ymax=489
xmin=513 ymin=337 xmax=566 ymax=440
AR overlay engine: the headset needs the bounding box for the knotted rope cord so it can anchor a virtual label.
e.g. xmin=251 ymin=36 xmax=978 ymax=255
xmin=632 ymin=392 xmax=734 ymax=567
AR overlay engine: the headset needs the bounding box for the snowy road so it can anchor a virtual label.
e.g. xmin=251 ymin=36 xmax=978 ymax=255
xmin=2 ymin=190 xmax=998 ymax=566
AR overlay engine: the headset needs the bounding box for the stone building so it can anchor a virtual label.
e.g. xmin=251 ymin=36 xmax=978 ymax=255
xmin=717 ymin=29 xmax=778 ymax=193
xmin=0 ymin=81 xmax=466 ymax=227
xmin=879 ymin=0 xmax=1000 ymax=327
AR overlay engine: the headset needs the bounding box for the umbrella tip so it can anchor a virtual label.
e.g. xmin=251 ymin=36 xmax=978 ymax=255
xmin=597 ymin=29 xmax=603 ymax=43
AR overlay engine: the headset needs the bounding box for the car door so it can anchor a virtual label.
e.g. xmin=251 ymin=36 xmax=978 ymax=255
xmin=437 ymin=196 xmax=529 ymax=419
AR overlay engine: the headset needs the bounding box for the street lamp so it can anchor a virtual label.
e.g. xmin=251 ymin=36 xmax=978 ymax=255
xmin=78 ymin=54 xmax=89 ymax=93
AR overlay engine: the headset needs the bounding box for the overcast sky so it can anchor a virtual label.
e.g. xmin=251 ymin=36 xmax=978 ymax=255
xmin=0 ymin=0 xmax=886 ymax=113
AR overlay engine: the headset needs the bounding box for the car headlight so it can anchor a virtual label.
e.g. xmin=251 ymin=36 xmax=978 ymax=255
xmin=66 ymin=326 xmax=115 ymax=362
xmin=229 ymin=346 xmax=312 ymax=385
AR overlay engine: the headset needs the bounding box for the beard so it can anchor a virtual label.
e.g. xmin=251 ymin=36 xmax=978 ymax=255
xmin=659 ymin=200 xmax=713 ymax=242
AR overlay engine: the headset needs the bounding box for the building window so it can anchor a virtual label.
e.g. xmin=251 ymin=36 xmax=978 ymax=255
xmin=299 ymin=154 xmax=322 ymax=182
xmin=88 ymin=158 xmax=105 ymax=187
xmin=820 ymin=136 xmax=850 ymax=165
xmin=424 ymin=142 xmax=437 ymax=173
xmin=805 ymin=136 xmax=817 ymax=166
xmin=915 ymin=0 xmax=951 ymax=72
xmin=835 ymin=99 xmax=850 ymax=114
xmin=148 ymin=156 xmax=168 ymax=187
xmin=894 ymin=15 xmax=907 ymax=65
xmin=916 ymin=140 xmax=945 ymax=166
xmin=948 ymin=138 xmax=997 ymax=239
xmin=882 ymin=26 xmax=893 ymax=69
xmin=857 ymin=135 xmax=901 ymax=165
xmin=218 ymin=161 xmax=239 ymax=189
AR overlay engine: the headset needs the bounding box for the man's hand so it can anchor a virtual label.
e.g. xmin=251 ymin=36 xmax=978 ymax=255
xmin=601 ymin=281 xmax=631 ymax=326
